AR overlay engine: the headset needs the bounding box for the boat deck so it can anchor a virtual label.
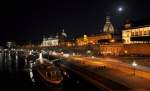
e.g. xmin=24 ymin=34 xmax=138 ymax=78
xmin=35 ymin=59 xmax=63 ymax=84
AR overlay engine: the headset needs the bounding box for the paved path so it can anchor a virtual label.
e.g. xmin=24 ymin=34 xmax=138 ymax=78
xmin=61 ymin=55 xmax=150 ymax=91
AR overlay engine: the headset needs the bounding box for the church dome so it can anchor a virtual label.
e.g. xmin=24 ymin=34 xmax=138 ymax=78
xmin=103 ymin=16 xmax=114 ymax=34
xmin=61 ymin=29 xmax=67 ymax=38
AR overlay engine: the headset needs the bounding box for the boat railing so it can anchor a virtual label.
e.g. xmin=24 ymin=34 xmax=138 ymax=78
xmin=45 ymin=71 xmax=63 ymax=81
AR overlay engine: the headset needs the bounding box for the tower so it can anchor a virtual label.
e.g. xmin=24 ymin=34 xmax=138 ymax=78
xmin=103 ymin=16 xmax=114 ymax=34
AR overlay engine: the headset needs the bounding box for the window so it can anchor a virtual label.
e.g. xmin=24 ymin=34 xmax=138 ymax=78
xmin=140 ymin=31 xmax=142 ymax=36
xmin=144 ymin=31 xmax=147 ymax=35
xmin=135 ymin=31 xmax=138 ymax=36
xmin=131 ymin=32 xmax=134 ymax=36
xmin=148 ymin=30 xmax=150 ymax=35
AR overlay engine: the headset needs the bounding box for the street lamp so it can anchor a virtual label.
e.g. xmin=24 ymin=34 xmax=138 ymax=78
xmin=132 ymin=61 xmax=137 ymax=76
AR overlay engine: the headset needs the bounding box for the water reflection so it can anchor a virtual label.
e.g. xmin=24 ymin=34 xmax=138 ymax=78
xmin=15 ymin=53 xmax=18 ymax=60
xmin=0 ymin=51 xmax=20 ymax=72
xmin=48 ymin=86 xmax=63 ymax=91
xmin=15 ymin=54 xmax=18 ymax=71
xmin=8 ymin=52 xmax=12 ymax=72
xmin=25 ymin=58 xmax=27 ymax=65
xmin=0 ymin=53 xmax=3 ymax=71
xmin=0 ymin=51 xmax=100 ymax=91
xmin=29 ymin=69 xmax=35 ymax=83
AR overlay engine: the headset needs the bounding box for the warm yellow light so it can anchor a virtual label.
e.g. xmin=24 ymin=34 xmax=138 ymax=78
xmin=132 ymin=61 xmax=137 ymax=67
xmin=110 ymin=39 xmax=115 ymax=43
xmin=83 ymin=34 xmax=88 ymax=42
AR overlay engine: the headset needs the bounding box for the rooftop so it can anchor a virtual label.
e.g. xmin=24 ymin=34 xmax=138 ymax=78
xmin=124 ymin=18 xmax=150 ymax=29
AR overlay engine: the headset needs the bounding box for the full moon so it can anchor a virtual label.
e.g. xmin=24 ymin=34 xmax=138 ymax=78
xmin=118 ymin=7 xmax=123 ymax=12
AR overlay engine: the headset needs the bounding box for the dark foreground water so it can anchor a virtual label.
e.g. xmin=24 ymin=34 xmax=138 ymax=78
xmin=0 ymin=51 xmax=100 ymax=91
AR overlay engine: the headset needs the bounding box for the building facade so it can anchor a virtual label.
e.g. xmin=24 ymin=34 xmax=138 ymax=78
xmin=41 ymin=29 xmax=68 ymax=47
xmin=76 ymin=16 xmax=115 ymax=46
xmin=99 ymin=43 xmax=124 ymax=56
xmin=122 ymin=20 xmax=150 ymax=44
xmin=6 ymin=42 xmax=16 ymax=48
xmin=122 ymin=26 xmax=150 ymax=44
xmin=76 ymin=33 xmax=113 ymax=46
xmin=41 ymin=37 xmax=59 ymax=47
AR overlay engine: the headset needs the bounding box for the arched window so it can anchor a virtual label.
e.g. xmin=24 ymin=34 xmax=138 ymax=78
xmin=131 ymin=32 xmax=134 ymax=36
xmin=148 ymin=30 xmax=150 ymax=35
xmin=135 ymin=31 xmax=138 ymax=36
xmin=144 ymin=30 xmax=147 ymax=35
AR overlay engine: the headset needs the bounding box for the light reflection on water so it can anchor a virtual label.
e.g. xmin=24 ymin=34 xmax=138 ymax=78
xmin=8 ymin=52 xmax=12 ymax=72
xmin=0 ymin=51 xmax=100 ymax=91
xmin=29 ymin=69 xmax=35 ymax=83
xmin=0 ymin=53 xmax=3 ymax=71
xmin=15 ymin=55 xmax=18 ymax=71
xmin=0 ymin=51 xmax=19 ymax=73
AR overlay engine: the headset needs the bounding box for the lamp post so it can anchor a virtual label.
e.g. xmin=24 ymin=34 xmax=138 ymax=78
xmin=132 ymin=61 xmax=137 ymax=76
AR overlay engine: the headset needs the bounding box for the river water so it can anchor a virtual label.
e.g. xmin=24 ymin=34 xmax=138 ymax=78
xmin=0 ymin=51 xmax=100 ymax=91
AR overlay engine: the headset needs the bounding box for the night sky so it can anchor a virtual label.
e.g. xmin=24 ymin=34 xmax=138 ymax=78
xmin=0 ymin=0 xmax=150 ymax=44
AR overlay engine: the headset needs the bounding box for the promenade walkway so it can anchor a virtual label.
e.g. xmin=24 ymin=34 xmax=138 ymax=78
xmin=63 ymin=55 xmax=150 ymax=91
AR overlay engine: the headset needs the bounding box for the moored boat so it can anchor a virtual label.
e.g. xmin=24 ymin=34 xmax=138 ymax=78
xmin=35 ymin=56 xmax=63 ymax=85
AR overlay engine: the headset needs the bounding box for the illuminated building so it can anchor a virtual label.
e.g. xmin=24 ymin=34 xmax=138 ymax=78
xmin=6 ymin=42 xmax=16 ymax=48
xmin=76 ymin=33 xmax=112 ymax=46
xmin=66 ymin=42 xmax=72 ymax=47
xmin=122 ymin=19 xmax=150 ymax=44
xmin=76 ymin=16 xmax=116 ymax=46
xmin=65 ymin=39 xmax=76 ymax=47
xmin=99 ymin=43 xmax=124 ymax=56
xmin=41 ymin=29 xmax=67 ymax=47
xmin=103 ymin=16 xmax=115 ymax=34
xmin=41 ymin=37 xmax=59 ymax=47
